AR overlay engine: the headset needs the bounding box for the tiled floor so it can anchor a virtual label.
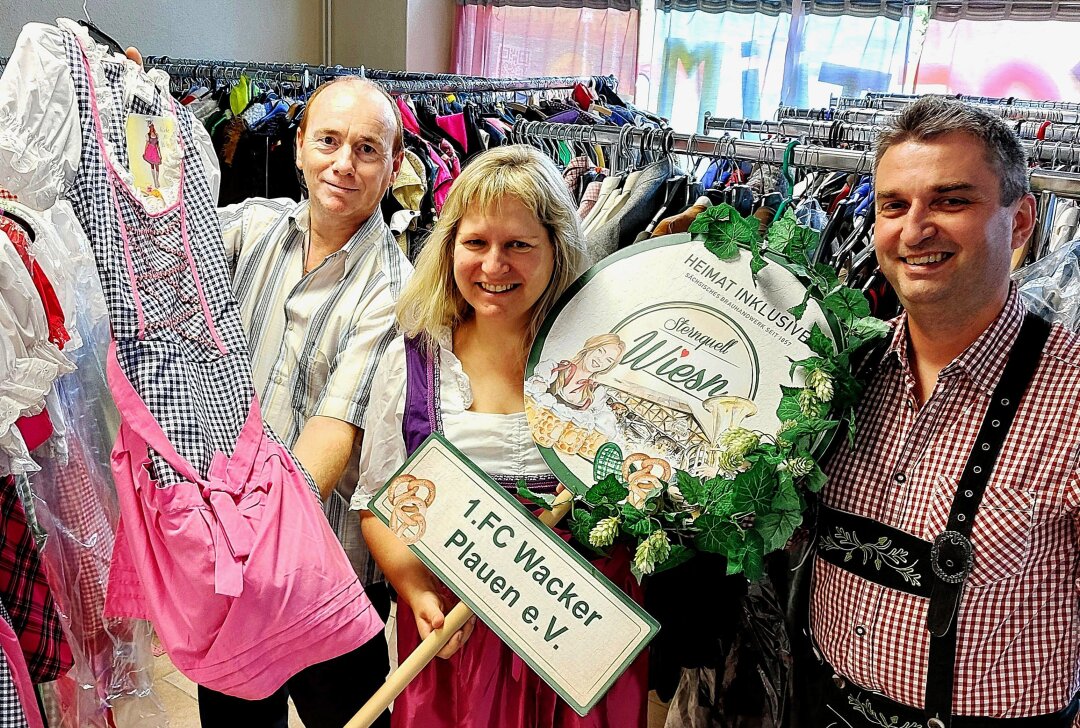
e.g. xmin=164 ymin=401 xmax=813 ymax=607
xmin=148 ymin=605 xmax=669 ymax=728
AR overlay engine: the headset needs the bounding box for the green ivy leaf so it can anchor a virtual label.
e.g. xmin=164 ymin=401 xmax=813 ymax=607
xmin=808 ymin=324 xmax=836 ymax=358
xmin=756 ymin=509 xmax=804 ymax=553
xmin=702 ymin=476 xmax=737 ymax=518
xmin=731 ymin=459 xmax=775 ymax=514
xmin=621 ymin=502 xmax=655 ymax=537
xmin=789 ymin=293 xmax=810 ymax=320
xmin=516 ymin=483 xmax=556 ymax=510
xmin=568 ymin=510 xmax=605 ymax=554
xmin=749 ymin=242 xmax=768 ymax=277
xmin=693 ymin=513 xmax=743 ymax=554
xmin=727 ymin=529 xmax=765 ymax=579
xmin=771 ymin=472 xmax=802 ymax=511
xmin=811 ymin=263 xmax=842 ymax=295
xmin=705 ymin=236 xmax=740 ymax=261
xmin=804 ymin=462 xmax=828 ymax=493
xmin=585 ymin=474 xmax=629 ymax=506
xmin=766 ymin=211 xmax=801 ymax=255
xmin=849 ymin=316 xmax=891 ymax=343
xmin=823 ymin=287 xmax=872 ymax=323
xmin=653 ymin=544 xmax=695 ymax=575
xmin=675 ymin=470 xmax=709 ymax=507
xmin=776 ymin=394 xmax=803 ymax=423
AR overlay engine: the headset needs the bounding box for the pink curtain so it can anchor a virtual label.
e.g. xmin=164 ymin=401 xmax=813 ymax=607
xmin=453 ymin=4 xmax=639 ymax=101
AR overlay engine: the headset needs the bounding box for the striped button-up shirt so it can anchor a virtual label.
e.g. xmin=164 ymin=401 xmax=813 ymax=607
xmin=219 ymin=198 xmax=411 ymax=585
xmin=813 ymin=287 xmax=1080 ymax=717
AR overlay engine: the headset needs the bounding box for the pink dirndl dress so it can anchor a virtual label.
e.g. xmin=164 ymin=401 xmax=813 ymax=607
xmin=35 ymin=25 xmax=383 ymax=699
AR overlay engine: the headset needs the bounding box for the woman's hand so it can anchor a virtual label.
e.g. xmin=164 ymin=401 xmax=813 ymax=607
xmin=125 ymin=47 xmax=143 ymax=66
xmin=409 ymin=589 xmax=477 ymax=659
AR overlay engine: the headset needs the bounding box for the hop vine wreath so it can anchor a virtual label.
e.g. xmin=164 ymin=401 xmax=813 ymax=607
xmin=521 ymin=203 xmax=890 ymax=581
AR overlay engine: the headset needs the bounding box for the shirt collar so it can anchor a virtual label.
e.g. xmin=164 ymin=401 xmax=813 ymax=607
xmin=886 ymin=284 xmax=1025 ymax=395
xmin=286 ymin=199 xmax=388 ymax=269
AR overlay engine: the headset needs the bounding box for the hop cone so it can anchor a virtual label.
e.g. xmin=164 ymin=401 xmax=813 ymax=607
xmin=782 ymin=456 xmax=814 ymax=478
xmin=588 ymin=516 xmax=620 ymax=548
xmin=716 ymin=449 xmax=751 ymax=475
xmin=633 ymin=529 xmax=671 ymax=576
xmin=806 ymin=368 xmax=834 ymax=402
xmin=718 ymin=427 xmax=760 ymax=458
xmin=799 ymin=388 xmax=821 ymax=417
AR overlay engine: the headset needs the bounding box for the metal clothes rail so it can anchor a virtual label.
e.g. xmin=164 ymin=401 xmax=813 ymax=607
xmin=142 ymin=56 xmax=617 ymax=96
xmin=511 ymin=118 xmax=1080 ymax=199
xmin=830 ymin=95 xmax=1080 ymax=123
xmin=702 ymin=114 xmax=1080 ymax=165
xmin=854 ymin=91 xmax=1080 ymax=113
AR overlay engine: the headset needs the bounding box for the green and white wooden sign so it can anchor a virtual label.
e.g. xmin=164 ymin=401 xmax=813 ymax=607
xmin=369 ymin=433 xmax=660 ymax=716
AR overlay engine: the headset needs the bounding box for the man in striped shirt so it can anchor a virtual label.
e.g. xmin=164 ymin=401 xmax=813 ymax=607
xmin=208 ymin=76 xmax=411 ymax=727
xmin=803 ymin=97 xmax=1080 ymax=727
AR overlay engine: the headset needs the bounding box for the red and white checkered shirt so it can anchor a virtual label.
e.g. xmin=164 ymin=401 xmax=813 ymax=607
xmin=812 ymin=286 xmax=1080 ymax=717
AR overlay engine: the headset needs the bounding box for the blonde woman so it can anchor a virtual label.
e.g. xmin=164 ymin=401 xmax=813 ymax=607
xmin=352 ymin=146 xmax=649 ymax=728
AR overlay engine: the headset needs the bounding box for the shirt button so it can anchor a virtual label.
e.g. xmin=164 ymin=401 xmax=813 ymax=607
xmin=894 ymin=472 xmax=906 ymax=484
xmin=854 ymin=625 xmax=867 ymax=637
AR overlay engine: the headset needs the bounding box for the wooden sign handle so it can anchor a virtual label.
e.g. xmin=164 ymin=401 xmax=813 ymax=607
xmin=345 ymin=488 xmax=575 ymax=728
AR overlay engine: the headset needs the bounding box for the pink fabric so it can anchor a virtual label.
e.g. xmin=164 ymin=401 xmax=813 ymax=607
xmin=397 ymin=98 xmax=423 ymax=137
xmin=102 ymin=345 xmax=383 ymax=699
xmin=391 ymin=542 xmax=649 ymax=728
xmin=0 ymin=616 xmax=44 ymax=728
xmin=453 ymin=5 xmax=639 ymax=102
xmin=427 ymin=147 xmax=454 ymax=213
xmin=436 ymin=113 xmax=469 ymax=153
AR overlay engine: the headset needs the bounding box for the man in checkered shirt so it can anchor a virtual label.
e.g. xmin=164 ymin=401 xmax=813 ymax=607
xmin=801 ymin=97 xmax=1080 ymax=727
xmin=210 ymin=76 xmax=410 ymax=727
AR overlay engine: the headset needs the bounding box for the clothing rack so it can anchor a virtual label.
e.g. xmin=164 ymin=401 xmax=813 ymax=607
xmin=143 ymin=56 xmax=617 ymax=96
xmin=511 ymin=118 xmax=1080 ymax=199
xmin=844 ymin=91 xmax=1080 ymax=113
xmin=703 ymin=114 xmax=1080 ymax=165
xmin=828 ymin=97 xmax=1080 ymax=124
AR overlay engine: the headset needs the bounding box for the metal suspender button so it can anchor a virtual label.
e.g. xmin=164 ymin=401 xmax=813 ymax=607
xmin=928 ymin=718 xmax=946 ymax=728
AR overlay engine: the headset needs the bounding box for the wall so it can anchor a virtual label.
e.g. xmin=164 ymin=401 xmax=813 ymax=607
xmin=2 ymin=0 xmax=453 ymax=74
xmin=330 ymin=0 xmax=452 ymax=73
xmin=330 ymin=0 xmax=408 ymax=69
xmin=406 ymin=0 xmax=454 ymax=72
xmin=1 ymin=0 xmax=323 ymax=63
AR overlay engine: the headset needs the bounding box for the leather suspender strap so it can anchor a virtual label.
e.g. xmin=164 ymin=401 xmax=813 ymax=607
xmin=923 ymin=312 xmax=1052 ymax=728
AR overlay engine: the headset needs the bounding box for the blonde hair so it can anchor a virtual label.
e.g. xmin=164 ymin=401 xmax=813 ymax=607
xmin=397 ymin=145 xmax=587 ymax=348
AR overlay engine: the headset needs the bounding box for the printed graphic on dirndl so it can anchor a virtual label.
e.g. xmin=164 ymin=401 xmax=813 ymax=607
xmin=125 ymin=114 xmax=175 ymax=197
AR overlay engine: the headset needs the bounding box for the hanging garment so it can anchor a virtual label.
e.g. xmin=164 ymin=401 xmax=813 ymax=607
xmin=0 ymin=477 xmax=72 ymax=684
xmin=0 ymin=599 xmax=36 ymax=728
xmin=0 ymin=20 xmax=382 ymax=698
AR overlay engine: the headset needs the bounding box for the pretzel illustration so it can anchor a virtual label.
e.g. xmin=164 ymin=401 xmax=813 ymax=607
xmin=622 ymin=453 xmax=672 ymax=509
xmin=387 ymin=474 xmax=437 ymax=545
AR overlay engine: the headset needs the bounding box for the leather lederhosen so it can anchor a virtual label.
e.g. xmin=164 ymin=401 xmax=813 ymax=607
xmin=802 ymin=312 xmax=1078 ymax=728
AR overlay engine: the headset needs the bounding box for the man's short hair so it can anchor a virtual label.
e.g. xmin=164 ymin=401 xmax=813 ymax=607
xmin=299 ymin=76 xmax=404 ymax=156
xmin=873 ymin=96 xmax=1029 ymax=205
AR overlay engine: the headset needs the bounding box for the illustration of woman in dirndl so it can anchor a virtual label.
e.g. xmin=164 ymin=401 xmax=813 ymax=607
xmin=143 ymin=120 xmax=162 ymax=189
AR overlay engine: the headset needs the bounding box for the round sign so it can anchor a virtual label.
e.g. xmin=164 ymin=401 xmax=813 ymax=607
xmin=524 ymin=233 xmax=838 ymax=493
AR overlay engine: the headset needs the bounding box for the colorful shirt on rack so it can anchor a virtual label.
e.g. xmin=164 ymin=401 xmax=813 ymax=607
xmin=812 ymin=287 xmax=1080 ymax=717
xmin=219 ymin=197 xmax=411 ymax=585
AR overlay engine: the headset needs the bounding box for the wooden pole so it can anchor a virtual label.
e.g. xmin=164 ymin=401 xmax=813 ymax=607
xmin=344 ymin=489 xmax=574 ymax=728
